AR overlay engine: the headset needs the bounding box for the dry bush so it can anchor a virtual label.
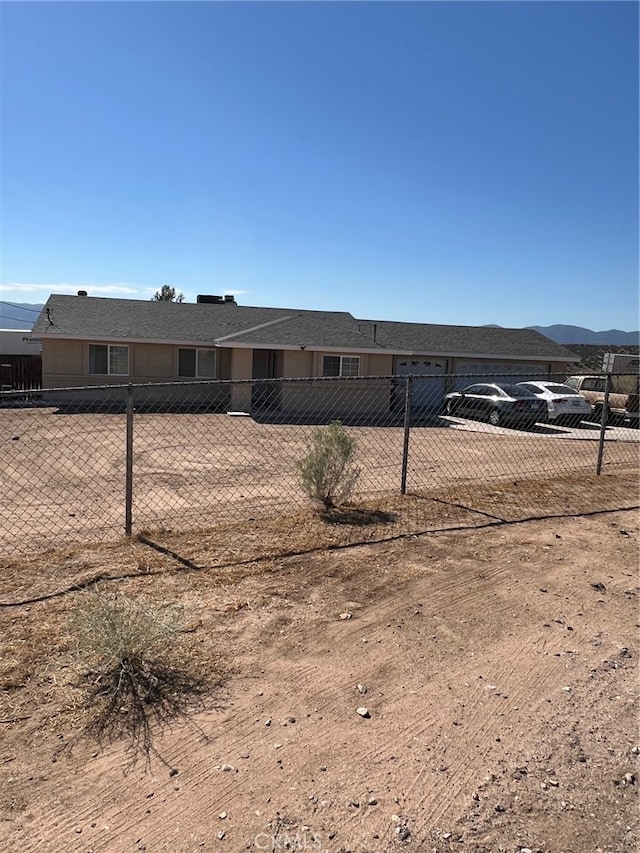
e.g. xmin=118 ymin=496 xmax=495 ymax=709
xmin=71 ymin=592 xmax=207 ymax=763
xmin=296 ymin=420 xmax=360 ymax=509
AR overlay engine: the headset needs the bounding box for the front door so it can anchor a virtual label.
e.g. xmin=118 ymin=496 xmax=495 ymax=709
xmin=252 ymin=350 xmax=284 ymax=410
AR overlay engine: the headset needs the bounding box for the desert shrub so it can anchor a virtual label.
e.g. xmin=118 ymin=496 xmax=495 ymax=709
xmin=71 ymin=592 xmax=204 ymax=761
xmin=297 ymin=420 xmax=360 ymax=509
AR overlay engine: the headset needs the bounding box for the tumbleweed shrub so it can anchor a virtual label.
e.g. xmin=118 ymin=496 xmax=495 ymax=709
xmin=71 ymin=591 xmax=205 ymax=760
xmin=296 ymin=420 xmax=361 ymax=509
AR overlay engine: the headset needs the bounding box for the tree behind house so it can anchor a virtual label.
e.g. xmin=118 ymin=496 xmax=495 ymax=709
xmin=151 ymin=285 xmax=184 ymax=303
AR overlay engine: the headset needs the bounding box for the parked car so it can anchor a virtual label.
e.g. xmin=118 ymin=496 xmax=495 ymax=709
xmin=442 ymin=383 xmax=546 ymax=427
xmin=515 ymin=381 xmax=592 ymax=425
xmin=564 ymin=374 xmax=640 ymax=426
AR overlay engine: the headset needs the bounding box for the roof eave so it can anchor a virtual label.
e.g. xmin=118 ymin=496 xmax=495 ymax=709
xmin=34 ymin=332 xmax=579 ymax=361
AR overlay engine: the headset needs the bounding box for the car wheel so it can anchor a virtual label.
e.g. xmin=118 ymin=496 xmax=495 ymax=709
xmin=568 ymin=414 xmax=584 ymax=428
xmin=488 ymin=408 xmax=501 ymax=427
xmin=592 ymin=404 xmax=608 ymax=424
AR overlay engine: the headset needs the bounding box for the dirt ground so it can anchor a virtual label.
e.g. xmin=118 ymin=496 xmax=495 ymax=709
xmin=1 ymin=408 xmax=638 ymax=553
xmin=1 ymin=475 xmax=638 ymax=853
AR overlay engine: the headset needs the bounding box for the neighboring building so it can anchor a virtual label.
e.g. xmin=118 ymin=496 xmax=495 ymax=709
xmin=0 ymin=329 xmax=43 ymax=391
xmin=31 ymin=293 xmax=579 ymax=413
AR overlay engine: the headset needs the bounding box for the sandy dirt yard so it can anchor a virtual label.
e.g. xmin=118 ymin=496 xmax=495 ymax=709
xmin=1 ymin=407 xmax=638 ymax=553
xmin=1 ymin=478 xmax=638 ymax=853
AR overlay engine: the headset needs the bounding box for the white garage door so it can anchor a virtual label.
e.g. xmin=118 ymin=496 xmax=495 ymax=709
xmin=453 ymin=362 xmax=548 ymax=391
xmin=395 ymin=358 xmax=447 ymax=409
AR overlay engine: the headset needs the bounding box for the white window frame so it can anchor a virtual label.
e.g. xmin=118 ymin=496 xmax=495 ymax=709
xmin=88 ymin=344 xmax=129 ymax=376
xmin=322 ymin=355 xmax=360 ymax=378
xmin=177 ymin=347 xmax=216 ymax=378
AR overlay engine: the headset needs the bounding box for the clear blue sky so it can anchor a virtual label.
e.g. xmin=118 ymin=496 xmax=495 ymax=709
xmin=1 ymin=1 xmax=638 ymax=330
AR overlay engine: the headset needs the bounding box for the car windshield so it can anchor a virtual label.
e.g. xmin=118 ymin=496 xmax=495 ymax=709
xmin=503 ymin=385 xmax=536 ymax=398
xmin=543 ymin=384 xmax=581 ymax=395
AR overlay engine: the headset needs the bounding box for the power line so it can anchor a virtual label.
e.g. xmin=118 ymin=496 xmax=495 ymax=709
xmin=0 ymin=315 xmax=37 ymax=325
xmin=0 ymin=300 xmax=44 ymax=314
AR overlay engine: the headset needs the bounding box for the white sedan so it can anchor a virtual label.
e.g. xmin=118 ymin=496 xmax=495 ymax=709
xmin=516 ymin=381 xmax=593 ymax=424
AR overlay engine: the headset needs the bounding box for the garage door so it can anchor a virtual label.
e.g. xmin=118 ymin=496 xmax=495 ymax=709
xmin=395 ymin=358 xmax=446 ymax=409
xmin=453 ymin=362 xmax=546 ymax=391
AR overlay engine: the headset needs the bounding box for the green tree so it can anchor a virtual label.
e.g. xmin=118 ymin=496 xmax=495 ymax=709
xmin=151 ymin=284 xmax=184 ymax=303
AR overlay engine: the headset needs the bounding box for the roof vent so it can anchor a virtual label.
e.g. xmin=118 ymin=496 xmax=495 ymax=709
xmin=224 ymin=294 xmax=236 ymax=304
xmin=197 ymin=294 xmax=224 ymax=304
xmin=77 ymin=290 xmax=88 ymax=296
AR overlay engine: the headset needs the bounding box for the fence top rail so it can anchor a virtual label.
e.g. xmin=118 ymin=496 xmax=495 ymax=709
xmin=1 ymin=370 xmax=638 ymax=400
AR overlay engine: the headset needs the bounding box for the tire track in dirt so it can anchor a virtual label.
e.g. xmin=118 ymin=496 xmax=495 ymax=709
xmin=409 ymin=637 xmax=568 ymax=829
xmin=242 ymin=549 xmax=575 ymax=843
xmin=6 ymin=511 xmax=638 ymax=852
xmin=216 ymin=540 xmax=599 ymax=842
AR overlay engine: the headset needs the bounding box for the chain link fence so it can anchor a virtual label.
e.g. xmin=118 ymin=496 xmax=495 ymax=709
xmin=1 ymin=372 xmax=638 ymax=556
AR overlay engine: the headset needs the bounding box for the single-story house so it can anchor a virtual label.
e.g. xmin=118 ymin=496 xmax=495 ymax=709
xmin=31 ymin=293 xmax=580 ymax=414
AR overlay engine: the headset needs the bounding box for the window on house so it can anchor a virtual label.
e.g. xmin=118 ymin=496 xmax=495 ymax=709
xmin=322 ymin=355 xmax=360 ymax=377
xmin=89 ymin=344 xmax=129 ymax=375
xmin=178 ymin=348 xmax=216 ymax=378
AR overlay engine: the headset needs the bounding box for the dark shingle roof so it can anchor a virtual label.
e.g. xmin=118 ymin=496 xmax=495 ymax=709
xmin=355 ymin=319 xmax=579 ymax=360
xmin=33 ymin=295 xmax=361 ymax=347
xmin=32 ymin=295 xmax=578 ymax=361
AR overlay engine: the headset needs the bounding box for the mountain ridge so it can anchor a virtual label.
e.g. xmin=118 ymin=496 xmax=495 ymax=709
xmin=0 ymin=302 xmax=45 ymax=330
xmin=527 ymin=324 xmax=639 ymax=346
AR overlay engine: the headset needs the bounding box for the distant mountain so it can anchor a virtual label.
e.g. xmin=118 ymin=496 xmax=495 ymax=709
xmin=527 ymin=324 xmax=640 ymax=346
xmin=0 ymin=302 xmax=44 ymax=330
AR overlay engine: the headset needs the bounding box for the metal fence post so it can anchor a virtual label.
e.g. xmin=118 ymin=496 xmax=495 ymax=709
xmin=125 ymin=383 xmax=134 ymax=536
xmin=596 ymin=373 xmax=612 ymax=476
xmin=401 ymin=375 xmax=413 ymax=494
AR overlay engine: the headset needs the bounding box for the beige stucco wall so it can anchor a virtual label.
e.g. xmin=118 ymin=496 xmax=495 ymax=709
xmin=40 ymin=338 xmax=576 ymax=416
xmin=229 ymin=347 xmax=254 ymax=411
xmin=42 ymin=339 xmax=227 ymax=387
xmin=133 ymin=343 xmax=174 ymax=378
xmin=42 ymin=338 xmax=84 ymax=380
xmin=306 ymin=351 xmax=393 ymax=378
xmin=368 ymin=353 xmax=394 ymax=375
xmin=283 ymin=350 xmax=314 ymax=378
xmin=229 ymin=348 xmax=253 ymax=380
xmin=281 ymin=379 xmax=392 ymax=415
xmin=40 ymin=338 xmax=229 ymax=408
xmin=279 ymin=351 xmax=394 ymax=414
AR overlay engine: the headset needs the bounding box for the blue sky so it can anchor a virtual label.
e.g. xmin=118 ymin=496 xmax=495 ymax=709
xmin=1 ymin=1 xmax=638 ymax=330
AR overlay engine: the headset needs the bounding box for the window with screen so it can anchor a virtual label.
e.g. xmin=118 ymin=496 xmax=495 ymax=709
xmin=322 ymin=355 xmax=360 ymax=377
xmin=178 ymin=348 xmax=216 ymax=378
xmin=89 ymin=344 xmax=129 ymax=376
